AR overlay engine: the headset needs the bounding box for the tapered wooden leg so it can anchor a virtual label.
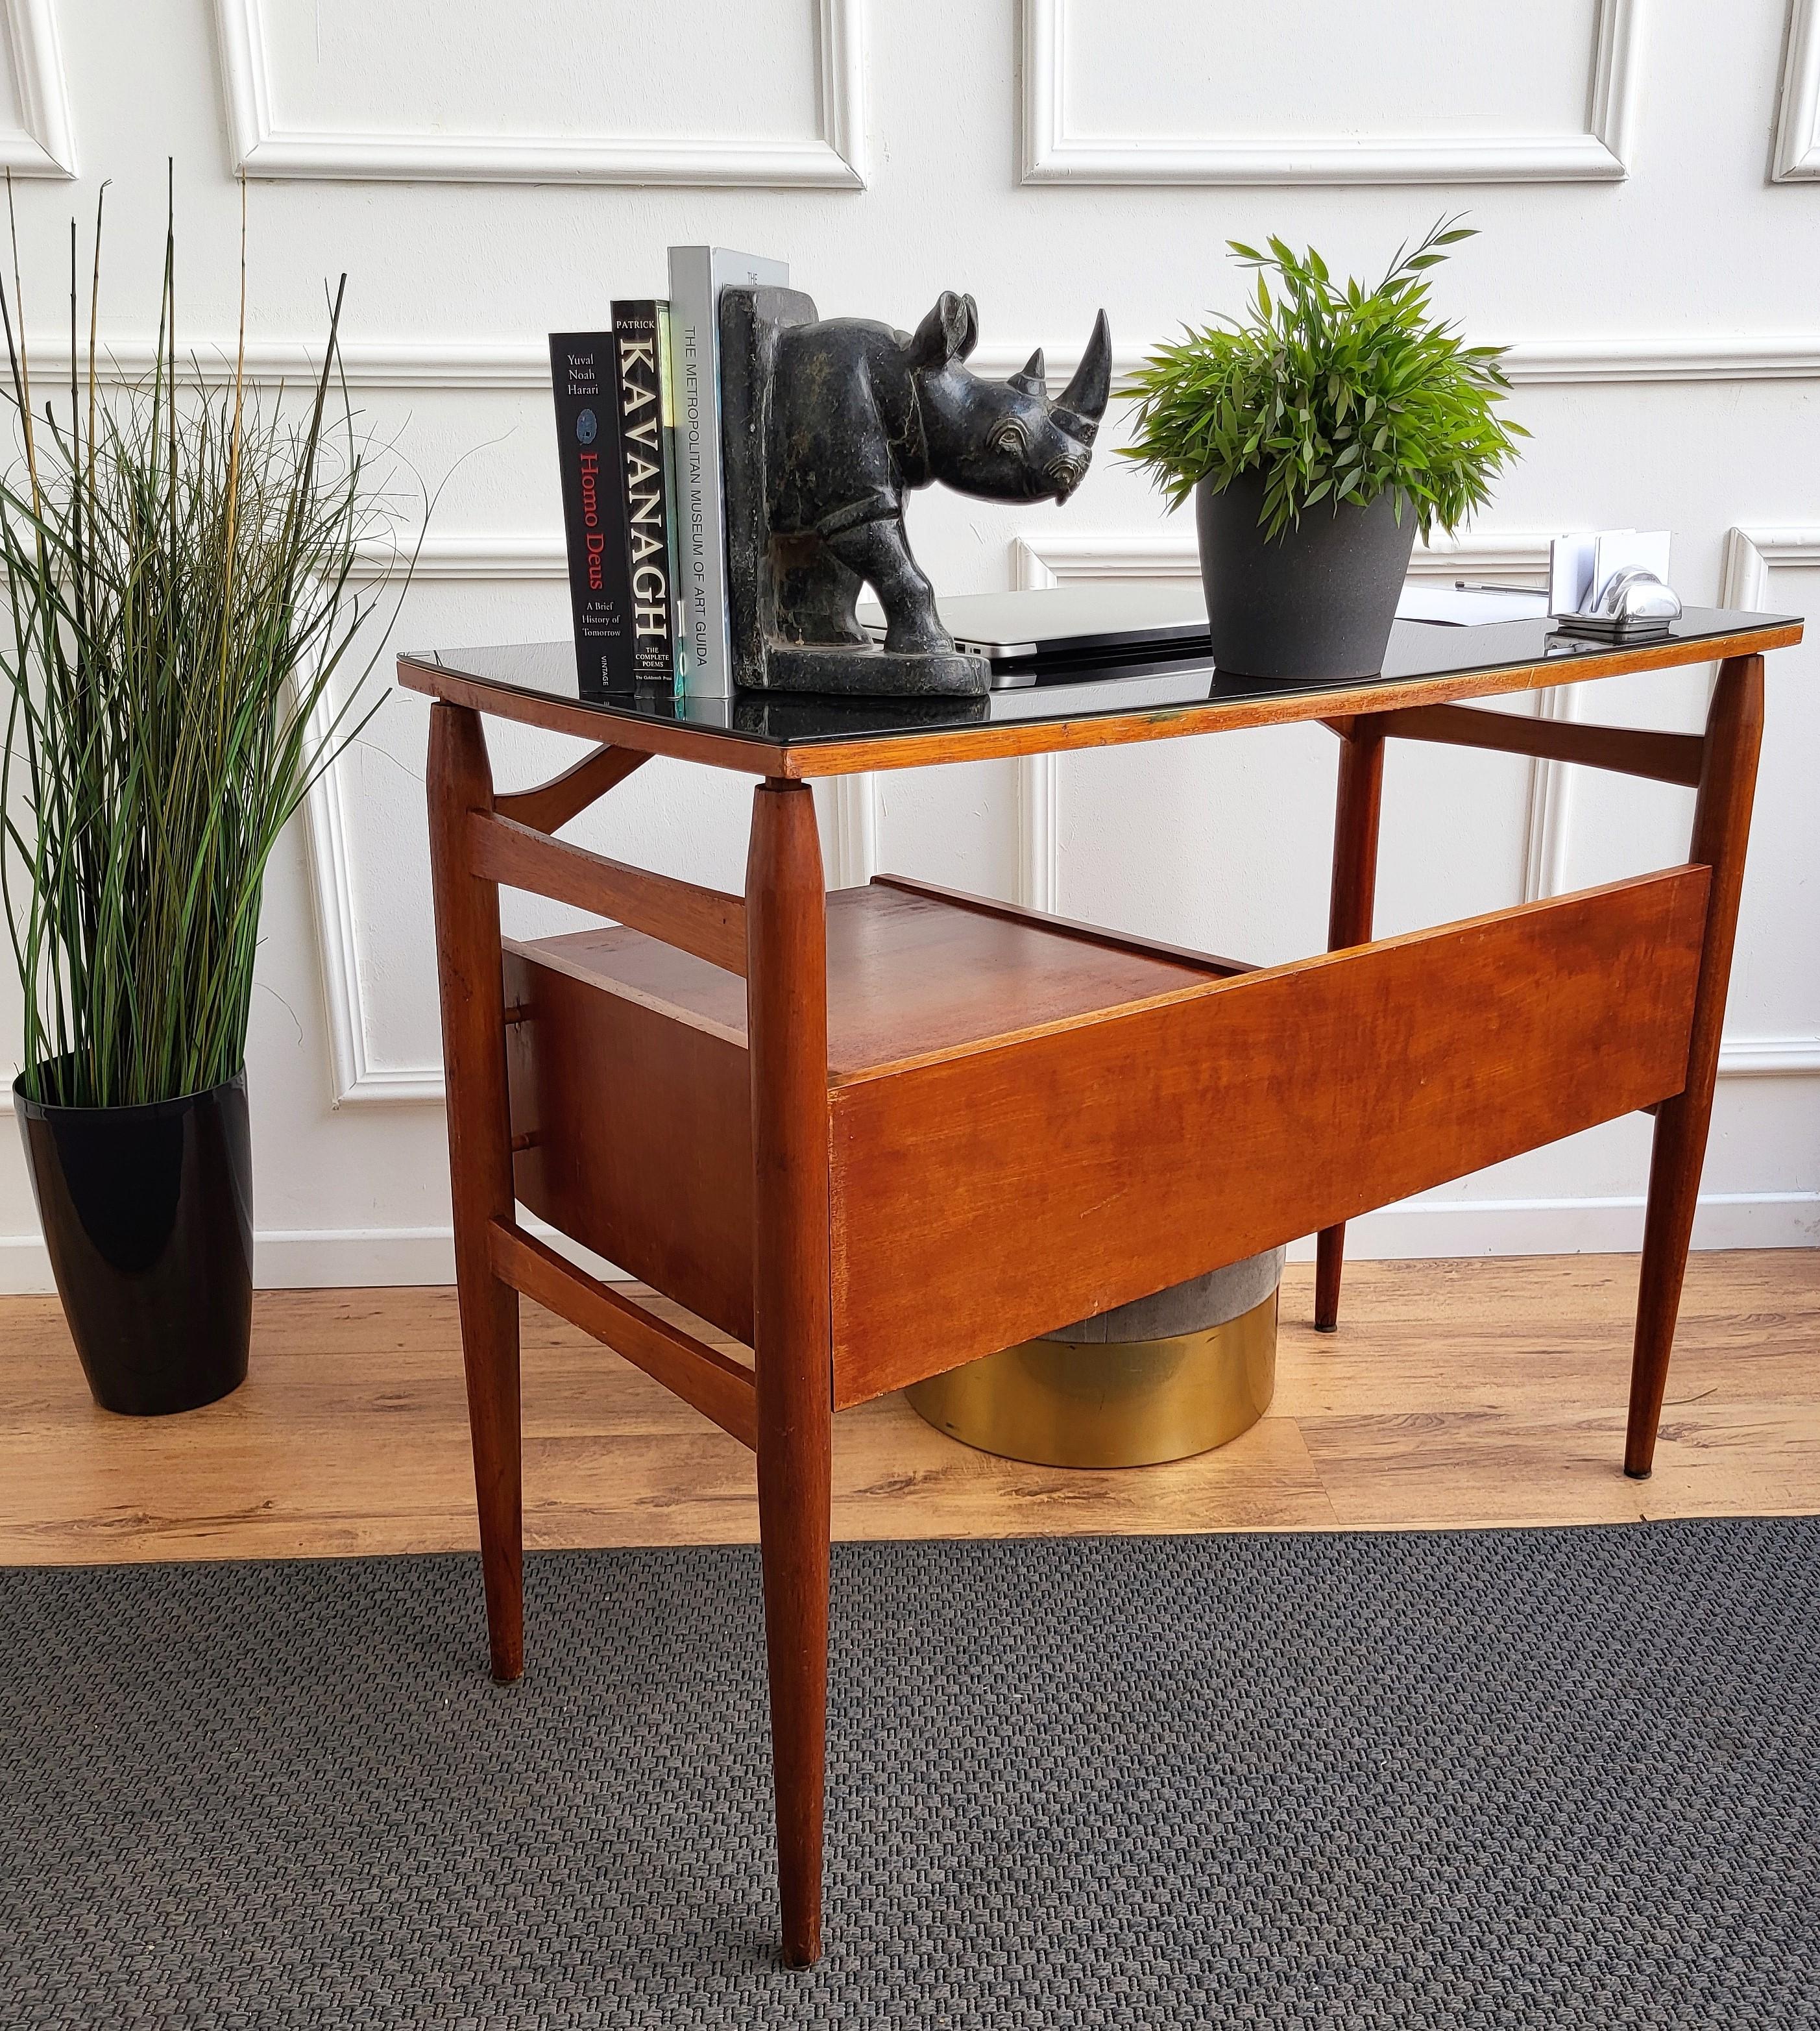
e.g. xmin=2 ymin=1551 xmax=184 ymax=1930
xmin=746 ymin=779 xmax=833 ymax=1968
xmin=1625 ymin=655 xmax=1764 ymax=1478
xmin=427 ymin=701 xmax=524 ymax=1681
xmin=1314 ymin=718 xmax=1387 ymax=1332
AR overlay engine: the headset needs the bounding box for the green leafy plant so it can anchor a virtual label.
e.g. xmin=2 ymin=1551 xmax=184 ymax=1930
xmin=0 ymin=180 xmax=406 ymax=1108
xmin=1120 ymin=218 xmax=1527 ymax=539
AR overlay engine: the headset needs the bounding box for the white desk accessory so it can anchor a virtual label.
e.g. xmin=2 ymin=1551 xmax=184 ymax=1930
xmin=1548 ymin=531 xmax=1681 ymax=638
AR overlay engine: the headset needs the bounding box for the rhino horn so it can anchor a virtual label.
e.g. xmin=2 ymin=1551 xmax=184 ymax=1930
xmin=1008 ymin=347 xmax=1047 ymax=396
xmin=1052 ymin=311 xmax=1111 ymax=441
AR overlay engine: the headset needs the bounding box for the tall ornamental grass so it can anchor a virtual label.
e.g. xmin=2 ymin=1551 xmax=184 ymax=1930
xmin=1 ymin=182 xmax=397 ymax=1108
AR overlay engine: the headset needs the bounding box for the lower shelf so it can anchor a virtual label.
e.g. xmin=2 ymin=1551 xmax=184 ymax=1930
xmin=511 ymin=873 xmax=1247 ymax=1084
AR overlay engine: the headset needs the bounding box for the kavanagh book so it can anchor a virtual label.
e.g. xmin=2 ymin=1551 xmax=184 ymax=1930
xmin=666 ymin=246 xmax=788 ymax=699
xmin=549 ymin=331 xmax=635 ymax=694
xmin=611 ymin=300 xmax=682 ymax=685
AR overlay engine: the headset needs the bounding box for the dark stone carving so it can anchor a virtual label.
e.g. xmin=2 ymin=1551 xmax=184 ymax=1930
xmin=722 ymin=286 xmax=1111 ymax=696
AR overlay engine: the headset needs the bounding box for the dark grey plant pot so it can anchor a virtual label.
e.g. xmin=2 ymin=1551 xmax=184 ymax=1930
xmin=1195 ymin=470 xmax=1418 ymax=681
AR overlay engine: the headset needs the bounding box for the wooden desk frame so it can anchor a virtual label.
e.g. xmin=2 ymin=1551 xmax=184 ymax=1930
xmin=410 ymin=633 xmax=1780 ymax=1967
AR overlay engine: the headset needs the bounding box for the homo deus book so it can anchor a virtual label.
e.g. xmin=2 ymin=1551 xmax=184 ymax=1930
xmin=610 ymin=300 xmax=684 ymax=685
xmin=548 ymin=331 xmax=635 ymax=695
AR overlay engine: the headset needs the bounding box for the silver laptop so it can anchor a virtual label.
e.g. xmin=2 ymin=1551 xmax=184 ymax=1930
xmin=858 ymin=583 xmax=1211 ymax=679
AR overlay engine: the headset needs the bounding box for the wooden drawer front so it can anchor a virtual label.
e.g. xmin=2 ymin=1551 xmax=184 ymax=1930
xmin=829 ymin=868 xmax=1709 ymax=1405
xmin=502 ymin=949 xmax=755 ymax=1344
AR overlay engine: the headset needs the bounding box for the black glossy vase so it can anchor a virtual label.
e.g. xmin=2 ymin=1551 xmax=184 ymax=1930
xmin=1196 ymin=470 xmax=1417 ymax=681
xmin=14 ymin=1067 xmax=254 ymax=1415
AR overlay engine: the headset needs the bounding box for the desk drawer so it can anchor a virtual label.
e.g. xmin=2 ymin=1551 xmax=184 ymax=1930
xmin=829 ymin=866 xmax=1710 ymax=1404
xmin=498 ymin=881 xmax=1242 ymax=1351
xmin=502 ymin=943 xmax=755 ymax=1343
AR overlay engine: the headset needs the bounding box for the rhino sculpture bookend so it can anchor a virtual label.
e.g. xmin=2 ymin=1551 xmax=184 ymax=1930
xmin=720 ymin=285 xmax=1111 ymax=696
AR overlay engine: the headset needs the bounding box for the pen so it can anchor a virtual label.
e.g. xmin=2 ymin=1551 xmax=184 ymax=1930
xmin=1453 ymin=580 xmax=1546 ymax=594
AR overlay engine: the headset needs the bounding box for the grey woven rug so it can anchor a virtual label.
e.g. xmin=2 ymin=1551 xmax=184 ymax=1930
xmin=3 ymin=1520 xmax=1817 ymax=2030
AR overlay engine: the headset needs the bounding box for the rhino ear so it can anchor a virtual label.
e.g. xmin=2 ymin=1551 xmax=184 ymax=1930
xmin=909 ymin=291 xmax=980 ymax=371
xmin=1008 ymin=347 xmax=1047 ymax=396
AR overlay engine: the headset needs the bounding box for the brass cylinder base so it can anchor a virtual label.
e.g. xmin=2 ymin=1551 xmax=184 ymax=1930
xmin=904 ymin=1290 xmax=1278 ymax=1468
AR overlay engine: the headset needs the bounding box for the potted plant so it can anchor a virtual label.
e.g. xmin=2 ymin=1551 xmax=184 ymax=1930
xmin=1121 ymin=219 xmax=1527 ymax=681
xmin=0 ymin=189 xmax=396 ymax=1414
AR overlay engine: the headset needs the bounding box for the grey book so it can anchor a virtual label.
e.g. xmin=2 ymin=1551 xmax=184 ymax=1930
xmin=666 ymin=245 xmax=788 ymax=698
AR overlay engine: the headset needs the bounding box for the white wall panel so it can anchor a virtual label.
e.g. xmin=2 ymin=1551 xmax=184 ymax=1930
xmin=1775 ymin=0 xmax=1820 ymax=178
xmin=308 ymin=553 xmax=758 ymax=1109
xmin=0 ymin=0 xmax=1811 ymax=1283
xmin=1023 ymin=0 xmax=1640 ymax=183
xmin=255 ymin=1 xmax=821 ymax=141
xmin=217 ymin=0 xmax=866 ymax=184
xmin=0 ymin=0 xmax=72 ymax=175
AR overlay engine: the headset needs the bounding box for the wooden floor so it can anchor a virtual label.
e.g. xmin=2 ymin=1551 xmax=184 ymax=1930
xmin=1 ymin=1251 xmax=1815 ymax=1566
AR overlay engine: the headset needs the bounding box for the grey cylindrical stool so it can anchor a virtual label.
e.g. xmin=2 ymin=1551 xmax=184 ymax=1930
xmin=905 ymin=1248 xmax=1284 ymax=1468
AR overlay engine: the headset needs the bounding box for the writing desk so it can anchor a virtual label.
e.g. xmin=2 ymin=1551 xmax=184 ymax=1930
xmin=401 ymin=605 xmax=1799 ymax=1966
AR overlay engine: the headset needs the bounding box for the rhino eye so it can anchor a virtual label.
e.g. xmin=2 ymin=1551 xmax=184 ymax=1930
xmin=991 ymin=419 xmax=1027 ymax=455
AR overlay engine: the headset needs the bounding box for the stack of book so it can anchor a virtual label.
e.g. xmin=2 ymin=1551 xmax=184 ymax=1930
xmin=550 ymin=247 xmax=786 ymax=702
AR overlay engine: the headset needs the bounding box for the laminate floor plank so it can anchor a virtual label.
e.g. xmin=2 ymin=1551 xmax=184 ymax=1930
xmin=1 ymin=1252 xmax=1814 ymax=1565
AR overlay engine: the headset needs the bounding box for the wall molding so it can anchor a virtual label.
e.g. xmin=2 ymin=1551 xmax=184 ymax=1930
xmin=1013 ymin=531 xmax=1559 ymax=579
xmin=0 ymin=1225 xmax=458 ymax=1293
xmin=1021 ymin=0 xmax=1640 ymax=186
xmin=1522 ymin=687 xmax=1577 ymax=905
xmin=1011 ymin=529 xmax=1562 ymax=912
xmin=3 ymin=1182 xmax=1814 ymax=1292
xmin=34 ymin=332 xmax=1820 ymax=396
xmin=356 ymin=531 xmax=567 ymax=580
xmin=1014 ymin=752 xmax=1060 ymax=914
xmin=302 ymin=687 xmax=447 ymax=1108
xmin=0 ymin=0 xmax=73 ymax=176
xmin=1714 ymin=524 xmax=1820 ymax=1075
xmin=985 ymin=334 xmax=1820 ymax=389
xmin=1294 ymin=1189 xmax=1820 ymax=1261
xmin=1491 ymin=335 xmax=1820 ymax=384
xmin=1008 ymin=532 xmax=1199 ymax=915
xmin=828 ymin=775 xmax=878 ymax=889
xmin=214 ymin=0 xmax=866 ymax=187
xmin=302 ymin=533 xmax=566 ymax=1108
xmin=1 ymin=1215 xmax=576 ymax=1291
xmin=1775 ymin=0 xmax=1820 ymax=179
xmin=1719 ymin=523 xmax=1820 ymax=609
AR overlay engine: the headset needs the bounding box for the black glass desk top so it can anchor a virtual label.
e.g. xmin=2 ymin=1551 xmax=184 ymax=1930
xmin=399 ymin=608 xmax=1801 ymax=775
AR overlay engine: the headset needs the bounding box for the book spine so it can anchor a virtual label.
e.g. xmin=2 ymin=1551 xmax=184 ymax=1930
xmin=548 ymin=332 xmax=635 ymax=695
xmin=653 ymin=302 xmax=686 ymax=686
xmin=611 ymin=300 xmax=678 ymax=685
xmin=665 ymin=249 xmax=723 ymax=696
xmin=666 ymin=247 xmax=791 ymax=699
